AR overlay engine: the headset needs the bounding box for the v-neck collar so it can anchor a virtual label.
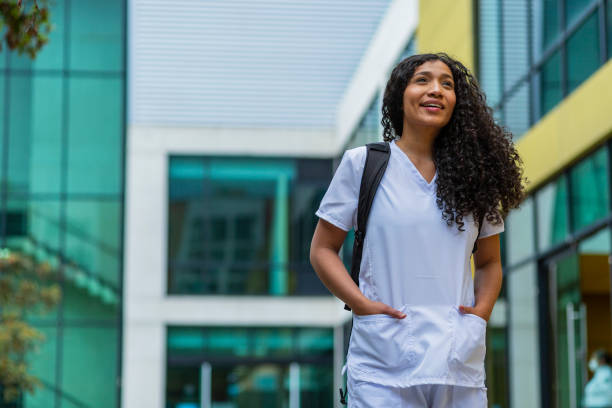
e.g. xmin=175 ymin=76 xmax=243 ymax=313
xmin=391 ymin=140 xmax=437 ymax=192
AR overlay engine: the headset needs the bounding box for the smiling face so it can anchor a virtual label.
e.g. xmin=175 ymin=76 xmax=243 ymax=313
xmin=401 ymin=59 xmax=457 ymax=133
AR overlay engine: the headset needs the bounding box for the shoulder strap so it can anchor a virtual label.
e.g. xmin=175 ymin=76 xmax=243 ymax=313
xmin=344 ymin=142 xmax=390 ymax=311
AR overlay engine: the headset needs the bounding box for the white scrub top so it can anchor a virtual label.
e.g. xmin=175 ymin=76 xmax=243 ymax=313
xmin=315 ymin=140 xmax=504 ymax=389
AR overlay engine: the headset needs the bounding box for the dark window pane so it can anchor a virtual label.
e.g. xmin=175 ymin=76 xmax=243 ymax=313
xmin=539 ymin=50 xmax=563 ymax=117
xmin=565 ymin=0 xmax=597 ymax=28
xmin=168 ymin=157 xmax=331 ymax=295
xmin=67 ymin=77 xmax=124 ymax=194
xmin=570 ymin=146 xmax=609 ymax=232
xmin=567 ymin=11 xmax=600 ymax=93
xmin=70 ymin=0 xmax=124 ymax=71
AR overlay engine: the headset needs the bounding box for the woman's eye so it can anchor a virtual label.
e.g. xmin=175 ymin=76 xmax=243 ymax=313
xmin=443 ymin=82 xmax=454 ymax=88
xmin=415 ymin=77 xmax=427 ymax=83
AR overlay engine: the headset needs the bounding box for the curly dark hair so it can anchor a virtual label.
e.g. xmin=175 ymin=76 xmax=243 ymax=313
xmin=381 ymin=52 xmax=526 ymax=231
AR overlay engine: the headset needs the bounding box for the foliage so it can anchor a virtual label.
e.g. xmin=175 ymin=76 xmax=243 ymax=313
xmin=0 ymin=248 xmax=61 ymax=402
xmin=0 ymin=0 xmax=51 ymax=58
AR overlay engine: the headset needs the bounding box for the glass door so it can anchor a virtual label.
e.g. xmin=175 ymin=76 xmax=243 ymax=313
xmin=546 ymin=228 xmax=612 ymax=408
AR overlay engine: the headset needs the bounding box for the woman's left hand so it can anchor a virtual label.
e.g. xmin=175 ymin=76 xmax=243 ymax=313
xmin=458 ymin=305 xmax=489 ymax=322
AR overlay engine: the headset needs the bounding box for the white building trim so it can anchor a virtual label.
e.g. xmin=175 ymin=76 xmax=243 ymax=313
xmin=335 ymin=0 xmax=418 ymax=153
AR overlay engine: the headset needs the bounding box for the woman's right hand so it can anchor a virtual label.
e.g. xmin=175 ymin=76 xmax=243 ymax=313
xmin=351 ymin=299 xmax=406 ymax=319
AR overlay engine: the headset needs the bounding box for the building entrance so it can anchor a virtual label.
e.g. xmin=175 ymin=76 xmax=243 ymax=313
xmin=544 ymin=228 xmax=612 ymax=408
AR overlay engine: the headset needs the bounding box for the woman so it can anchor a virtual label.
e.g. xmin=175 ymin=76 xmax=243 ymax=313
xmin=309 ymin=53 xmax=525 ymax=407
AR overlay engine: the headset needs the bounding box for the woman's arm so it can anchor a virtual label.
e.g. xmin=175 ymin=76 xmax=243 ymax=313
xmin=459 ymin=234 xmax=503 ymax=321
xmin=309 ymin=219 xmax=406 ymax=318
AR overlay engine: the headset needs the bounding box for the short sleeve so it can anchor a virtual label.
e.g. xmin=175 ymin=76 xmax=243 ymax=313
xmin=315 ymin=147 xmax=366 ymax=231
xmin=478 ymin=211 xmax=505 ymax=239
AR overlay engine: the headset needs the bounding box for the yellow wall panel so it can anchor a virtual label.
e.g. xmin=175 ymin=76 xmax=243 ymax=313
xmin=517 ymin=60 xmax=612 ymax=193
xmin=418 ymin=0 xmax=474 ymax=72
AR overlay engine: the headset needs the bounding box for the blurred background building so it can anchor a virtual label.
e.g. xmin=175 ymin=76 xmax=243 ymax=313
xmin=1 ymin=0 xmax=611 ymax=407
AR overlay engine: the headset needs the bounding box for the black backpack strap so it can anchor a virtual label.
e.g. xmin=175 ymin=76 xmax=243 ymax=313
xmin=344 ymin=142 xmax=390 ymax=311
xmin=472 ymin=213 xmax=485 ymax=254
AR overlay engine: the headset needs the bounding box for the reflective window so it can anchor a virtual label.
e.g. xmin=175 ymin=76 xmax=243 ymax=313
xmin=8 ymin=0 xmax=65 ymax=71
xmin=502 ymin=0 xmax=530 ymax=94
xmin=67 ymin=77 xmax=124 ymax=195
xmin=542 ymin=0 xmax=561 ymax=51
xmin=608 ymin=0 xmax=612 ymax=59
xmin=168 ymin=157 xmax=332 ymax=295
xmin=61 ymin=327 xmax=119 ymax=407
xmin=69 ymin=0 xmax=124 ymax=72
xmin=567 ymin=11 xmax=600 ymax=93
xmin=478 ymin=0 xmax=503 ymax=107
xmin=565 ymin=0 xmax=597 ymax=28
xmin=536 ymin=177 xmax=569 ymax=252
xmin=167 ymin=327 xmax=334 ymax=408
xmin=539 ymin=50 xmax=563 ymax=117
xmin=7 ymin=75 xmax=63 ymax=195
xmin=506 ymin=197 xmax=536 ymax=265
xmin=569 ymin=146 xmax=609 ymax=232
xmin=502 ymin=82 xmax=530 ymax=140
xmin=508 ymin=262 xmax=542 ymax=408
xmin=346 ymin=96 xmax=380 ymax=148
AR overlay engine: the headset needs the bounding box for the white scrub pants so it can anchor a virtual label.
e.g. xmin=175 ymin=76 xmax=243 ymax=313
xmin=348 ymin=377 xmax=488 ymax=407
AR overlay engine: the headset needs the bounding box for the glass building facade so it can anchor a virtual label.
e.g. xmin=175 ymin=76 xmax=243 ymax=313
xmin=1 ymin=0 xmax=126 ymax=406
xmin=478 ymin=1 xmax=612 ymax=407
xmin=477 ymin=0 xmax=611 ymax=140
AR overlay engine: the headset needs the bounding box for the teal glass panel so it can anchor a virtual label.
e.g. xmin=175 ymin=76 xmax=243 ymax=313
xmin=69 ymin=0 xmax=124 ymax=71
xmin=24 ymin=327 xmax=57 ymax=406
xmin=346 ymin=97 xmax=379 ymax=149
xmin=8 ymin=0 xmax=65 ymax=71
xmin=565 ymin=0 xmax=597 ymax=28
xmin=296 ymin=328 xmax=334 ymax=357
xmin=478 ymin=0 xmax=502 ymax=107
xmin=508 ymin=262 xmax=541 ymax=406
xmin=7 ymin=74 xmax=33 ymax=194
xmin=0 ymin=74 xmax=4 ymax=182
xmin=540 ymin=50 xmax=563 ymax=118
xmin=168 ymin=157 xmax=331 ymax=296
xmin=64 ymin=200 xmax=121 ymax=287
xmin=7 ymin=75 xmax=63 ymax=194
xmin=6 ymin=199 xmax=62 ymax=321
xmin=61 ymin=326 xmax=119 ymax=408
xmin=569 ymin=146 xmax=609 ymax=232
xmin=252 ymin=328 xmax=294 ymax=357
xmin=536 ymin=177 xmax=569 ymax=252
xmin=506 ymin=197 xmax=535 ymax=265
xmin=543 ymin=0 xmax=561 ymax=51
xmin=67 ymin=77 xmax=123 ymax=194
xmin=502 ymin=81 xmax=529 ymax=141
xmin=608 ymin=0 xmax=612 ymax=60
xmin=62 ymin=281 xmax=119 ymax=321
xmin=567 ymin=11 xmax=600 ymax=93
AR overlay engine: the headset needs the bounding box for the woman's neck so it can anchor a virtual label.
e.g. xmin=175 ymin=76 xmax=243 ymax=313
xmin=396 ymin=123 xmax=439 ymax=161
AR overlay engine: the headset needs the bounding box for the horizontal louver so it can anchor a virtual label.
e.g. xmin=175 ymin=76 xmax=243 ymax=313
xmin=129 ymin=0 xmax=391 ymax=128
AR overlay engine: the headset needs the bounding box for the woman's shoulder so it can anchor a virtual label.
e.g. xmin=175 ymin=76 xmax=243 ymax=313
xmin=341 ymin=145 xmax=367 ymax=171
